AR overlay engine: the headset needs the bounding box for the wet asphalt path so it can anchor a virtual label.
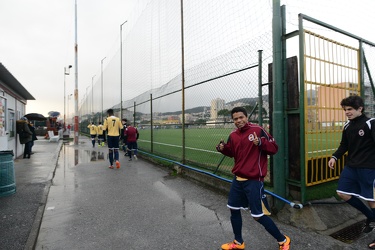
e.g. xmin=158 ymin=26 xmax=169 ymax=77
xmin=35 ymin=142 xmax=235 ymax=249
xmin=27 ymin=138 xmax=374 ymax=249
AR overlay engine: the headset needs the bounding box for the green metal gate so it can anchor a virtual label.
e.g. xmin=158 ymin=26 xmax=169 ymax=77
xmin=283 ymin=13 xmax=375 ymax=203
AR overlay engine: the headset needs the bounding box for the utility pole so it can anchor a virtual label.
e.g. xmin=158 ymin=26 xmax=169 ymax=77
xmin=74 ymin=0 xmax=79 ymax=145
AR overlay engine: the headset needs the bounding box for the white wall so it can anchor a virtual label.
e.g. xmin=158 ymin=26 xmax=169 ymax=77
xmin=0 ymin=89 xmax=27 ymax=159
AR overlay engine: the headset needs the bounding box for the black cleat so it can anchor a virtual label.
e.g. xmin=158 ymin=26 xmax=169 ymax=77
xmin=363 ymin=218 xmax=375 ymax=233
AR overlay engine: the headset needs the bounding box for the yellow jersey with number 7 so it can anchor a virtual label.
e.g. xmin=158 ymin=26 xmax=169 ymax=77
xmin=103 ymin=116 xmax=123 ymax=136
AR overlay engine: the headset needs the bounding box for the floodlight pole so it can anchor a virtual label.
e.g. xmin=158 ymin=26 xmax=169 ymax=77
xmin=120 ymin=20 xmax=127 ymax=119
xmin=101 ymin=57 xmax=106 ymax=122
xmin=91 ymin=75 xmax=95 ymax=121
xmin=64 ymin=65 xmax=72 ymax=130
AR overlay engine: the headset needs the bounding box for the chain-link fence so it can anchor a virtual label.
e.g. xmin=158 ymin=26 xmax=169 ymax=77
xmin=77 ymin=1 xmax=375 ymax=200
xmin=78 ymin=0 xmax=273 ymax=179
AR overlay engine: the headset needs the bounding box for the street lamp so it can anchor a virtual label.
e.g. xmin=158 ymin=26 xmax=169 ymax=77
xmin=91 ymin=75 xmax=96 ymax=122
xmin=64 ymin=65 xmax=72 ymax=129
xmin=101 ymin=57 xmax=106 ymax=122
xmin=86 ymin=85 xmax=90 ymax=121
xmin=120 ymin=20 xmax=127 ymax=119
xmin=67 ymin=94 xmax=73 ymax=122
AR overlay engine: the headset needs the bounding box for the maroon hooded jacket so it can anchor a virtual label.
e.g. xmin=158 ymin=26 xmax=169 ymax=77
xmin=217 ymin=122 xmax=278 ymax=181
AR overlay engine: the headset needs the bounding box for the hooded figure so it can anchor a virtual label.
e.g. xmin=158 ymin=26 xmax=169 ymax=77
xmin=17 ymin=117 xmax=33 ymax=158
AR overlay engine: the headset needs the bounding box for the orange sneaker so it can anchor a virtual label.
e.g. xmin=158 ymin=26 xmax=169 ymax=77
xmin=221 ymin=240 xmax=245 ymax=250
xmin=279 ymin=235 xmax=291 ymax=250
xmin=109 ymin=165 xmax=114 ymax=169
xmin=115 ymin=160 xmax=120 ymax=169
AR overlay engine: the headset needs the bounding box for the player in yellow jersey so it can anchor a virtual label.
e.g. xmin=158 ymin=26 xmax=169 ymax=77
xmin=87 ymin=122 xmax=98 ymax=147
xmin=97 ymin=122 xmax=104 ymax=147
xmin=103 ymin=109 xmax=123 ymax=169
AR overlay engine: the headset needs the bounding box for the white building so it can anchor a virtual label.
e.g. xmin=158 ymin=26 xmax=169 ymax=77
xmin=210 ymin=98 xmax=225 ymax=120
xmin=0 ymin=63 xmax=35 ymax=158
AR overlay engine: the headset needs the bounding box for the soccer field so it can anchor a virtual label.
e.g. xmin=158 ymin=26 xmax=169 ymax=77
xmin=305 ymin=130 xmax=341 ymax=158
xmin=138 ymin=127 xmax=234 ymax=172
xmin=137 ymin=127 xmax=342 ymax=173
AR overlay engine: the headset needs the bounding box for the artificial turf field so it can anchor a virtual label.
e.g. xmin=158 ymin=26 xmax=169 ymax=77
xmin=137 ymin=126 xmax=342 ymax=175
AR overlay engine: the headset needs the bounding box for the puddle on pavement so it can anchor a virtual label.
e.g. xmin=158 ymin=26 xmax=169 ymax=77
xmin=152 ymin=180 xmax=226 ymax=225
xmin=52 ymin=143 xmax=108 ymax=187
xmin=59 ymin=142 xmax=107 ymax=167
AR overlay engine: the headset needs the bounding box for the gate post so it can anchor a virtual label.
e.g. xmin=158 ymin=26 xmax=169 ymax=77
xmin=272 ymin=0 xmax=286 ymax=209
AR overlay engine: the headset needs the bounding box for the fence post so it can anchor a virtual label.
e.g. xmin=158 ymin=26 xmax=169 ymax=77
xmin=180 ymin=0 xmax=186 ymax=164
xmin=272 ymin=0 xmax=286 ymax=209
xmin=133 ymin=102 xmax=136 ymax=125
xmin=150 ymin=94 xmax=154 ymax=153
xmin=258 ymin=50 xmax=263 ymax=126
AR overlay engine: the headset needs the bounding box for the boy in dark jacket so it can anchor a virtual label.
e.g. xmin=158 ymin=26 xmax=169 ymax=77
xmin=327 ymin=96 xmax=375 ymax=248
xmin=124 ymin=121 xmax=139 ymax=161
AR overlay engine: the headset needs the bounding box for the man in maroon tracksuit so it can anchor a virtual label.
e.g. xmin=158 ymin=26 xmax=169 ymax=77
xmin=124 ymin=121 xmax=139 ymax=161
xmin=216 ymin=107 xmax=290 ymax=250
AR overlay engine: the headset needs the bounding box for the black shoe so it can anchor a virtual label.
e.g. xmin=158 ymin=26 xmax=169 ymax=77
xmin=363 ymin=219 xmax=375 ymax=233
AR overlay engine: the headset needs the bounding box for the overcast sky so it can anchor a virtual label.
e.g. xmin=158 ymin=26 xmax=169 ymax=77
xmin=0 ymin=0 xmax=141 ymax=117
xmin=1 ymin=0 xmax=375 ymax=117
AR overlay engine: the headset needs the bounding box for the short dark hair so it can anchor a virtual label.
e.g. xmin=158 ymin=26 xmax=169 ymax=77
xmin=340 ymin=95 xmax=365 ymax=113
xmin=107 ymin=109 xmax=114 ymax=115
xmin=231 ymin=107 xmax=247 ymax=118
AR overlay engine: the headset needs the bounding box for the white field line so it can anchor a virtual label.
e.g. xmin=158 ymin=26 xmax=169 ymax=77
xmin=139 ymin=140 xmax=337 ymax=154
xmin=138 ymin=139 xmax=219 ymax=154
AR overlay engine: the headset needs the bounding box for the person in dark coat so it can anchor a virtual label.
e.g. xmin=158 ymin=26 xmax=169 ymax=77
xmin=120 ymin=118 xmax=128 ymax=153
xmin=29 ymin=122 xmax=38 ymax=154
xmin=18 ymin=117 xmax=33 ymax=159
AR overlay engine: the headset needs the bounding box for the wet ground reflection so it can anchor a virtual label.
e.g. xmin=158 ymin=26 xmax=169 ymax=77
xmin=153 ymin=180 xmax=226 ymax=227
xmin=54 ymin=143 xmax=108 ymax=188
xmin=89 ymin=150 xmax=105 ymax=161
xmin=60 ymin=142 xmax=107 ymax=167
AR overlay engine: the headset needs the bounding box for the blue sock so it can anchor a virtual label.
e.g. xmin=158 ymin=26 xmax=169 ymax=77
xmin=230 ymin=209 xmax=243 ymax=244
xmin=257 ymin=216 xmax=285 ymax=242
xmin=108 ymin=150 xmax=114 ymax=165
xmin=346 ymin=196 xmax=373 ymax=219
xmin=114 ymin=149 xmax=119 ymax=161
